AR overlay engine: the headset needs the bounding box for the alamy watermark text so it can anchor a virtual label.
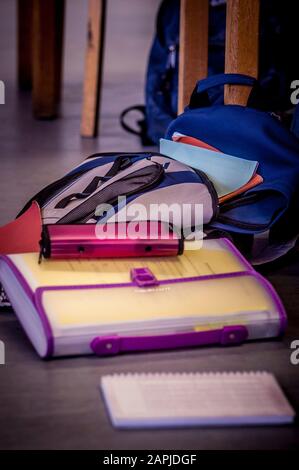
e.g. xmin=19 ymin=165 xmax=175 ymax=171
xmin=0 ymin=80 xmax=5 ymax=104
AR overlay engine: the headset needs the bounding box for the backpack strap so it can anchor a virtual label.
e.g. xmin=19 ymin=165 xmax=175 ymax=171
xmin=54 ymin=155 xmax=134 ymax=209
xmin=197 ymin=73 xmax=257 ymax=93
xmin=189 ymin=73 xmax=259 ymax=109
xmin=57 ymin=160 xmax=164 ymax=225
xmin=120 ymin=105 xmax=154 ymax=146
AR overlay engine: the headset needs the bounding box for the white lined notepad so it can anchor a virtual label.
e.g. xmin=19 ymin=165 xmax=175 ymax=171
xmin=101 ymin=372 xmax=295 ymax=428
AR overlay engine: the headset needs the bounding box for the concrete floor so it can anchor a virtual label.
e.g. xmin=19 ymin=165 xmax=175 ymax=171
xmin=0 ymin=0 xmax=299 ymax=451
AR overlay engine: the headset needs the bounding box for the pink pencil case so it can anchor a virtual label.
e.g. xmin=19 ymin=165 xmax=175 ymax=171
xmin=39 ymin=221 xmax=183 ymax=260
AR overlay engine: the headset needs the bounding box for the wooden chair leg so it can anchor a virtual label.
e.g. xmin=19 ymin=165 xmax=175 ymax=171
xmin=81 ymin=0 xmax=107 ymax=138
xmin=224 ymin=0 xmax=260 ymax=105
xmin=178 ymin=0 xmax=209 ymax=115
xmin=32 ymin=0 xmax=65 ymax=118
xmin=17 ymin=0 xmax=33 ymax=90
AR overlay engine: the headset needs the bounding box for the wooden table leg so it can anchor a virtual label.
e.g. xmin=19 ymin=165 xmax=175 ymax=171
xmin=178 ymin=0 xmax=209 ymax=115
xmin=32 ymin=0 xmax=65 ymax=118
xmin=81 ymin=0 xmax=107 ymax=138
xmin=17 ymin=0 xmax=33 ymax=90
xmin=224 ymin=0 xmax=260 ymax=105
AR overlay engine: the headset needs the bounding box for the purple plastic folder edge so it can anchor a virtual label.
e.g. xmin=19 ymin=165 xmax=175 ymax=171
xmin=0 ymin=238 xmax=287 ymax=358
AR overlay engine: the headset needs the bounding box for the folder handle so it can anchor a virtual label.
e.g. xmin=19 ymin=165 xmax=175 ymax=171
xmin=90 ymin=325 xmax=248 ymax=356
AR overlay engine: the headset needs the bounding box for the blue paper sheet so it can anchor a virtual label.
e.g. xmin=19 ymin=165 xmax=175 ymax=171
xmin=160 ymin=138 xmax=258 ymax=198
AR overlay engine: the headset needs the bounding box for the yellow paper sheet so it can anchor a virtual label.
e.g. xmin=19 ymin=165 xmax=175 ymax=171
xmin=9 ymin=239 xmax=247 ymax=290
xmin=42 ymin=275 xmax=275 ymax=328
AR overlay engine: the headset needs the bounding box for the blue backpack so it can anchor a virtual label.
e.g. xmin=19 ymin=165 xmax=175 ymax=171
xmin=120 ymin=0 xmax=296 ymax=145
xmin=165 ymin=73 xmax=299 ymax=257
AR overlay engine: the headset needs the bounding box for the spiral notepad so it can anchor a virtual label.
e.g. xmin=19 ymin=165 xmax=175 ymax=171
xmin=101 ymin=372 xmax=295 ymax=428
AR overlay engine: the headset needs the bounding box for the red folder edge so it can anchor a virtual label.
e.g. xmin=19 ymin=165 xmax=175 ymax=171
xmin=0 ymin=201 xmax=42 ymax=254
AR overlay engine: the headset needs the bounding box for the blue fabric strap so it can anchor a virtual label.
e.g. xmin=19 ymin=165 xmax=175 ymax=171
xmin=197 ymin=73 xmax=257 ymax=94
xmin=189 ymin=73 xmax=258 ymax=110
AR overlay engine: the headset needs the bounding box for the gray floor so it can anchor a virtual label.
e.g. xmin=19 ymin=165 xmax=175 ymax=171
xmin=0 ymin=0 xmax=299 ymax=450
